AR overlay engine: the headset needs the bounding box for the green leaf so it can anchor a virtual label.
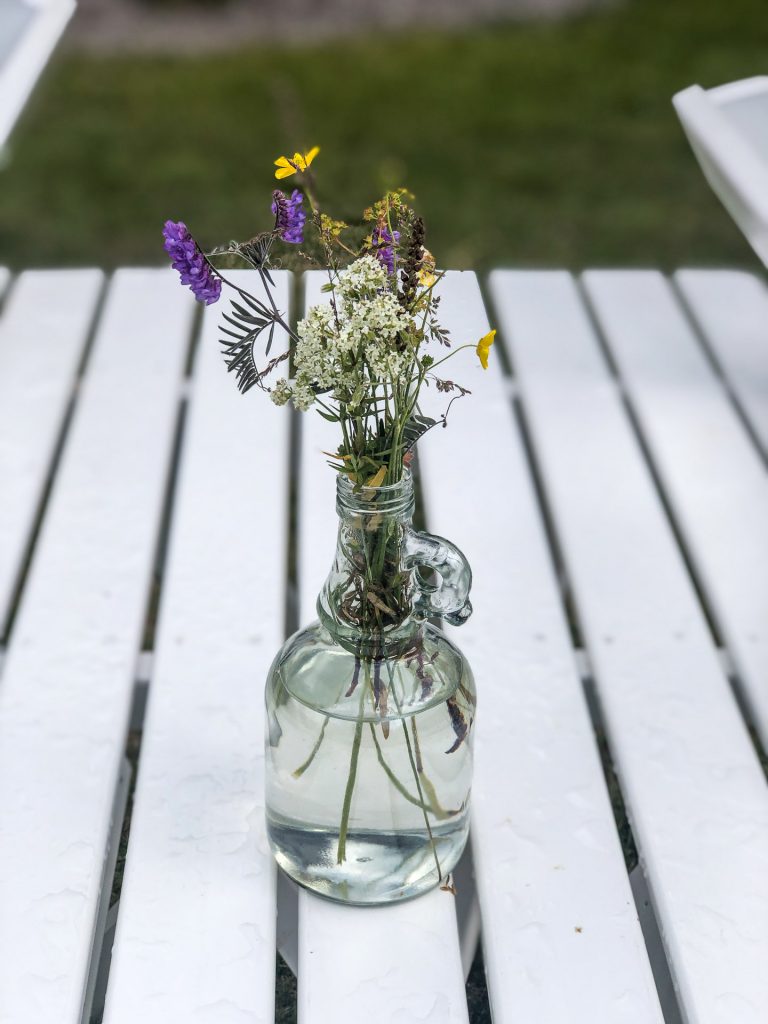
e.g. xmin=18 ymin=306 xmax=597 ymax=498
xmin=402 ymin=413 xmax=437 ymax=452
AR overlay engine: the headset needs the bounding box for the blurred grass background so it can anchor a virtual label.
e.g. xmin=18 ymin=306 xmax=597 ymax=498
xmin=1 ymin=0 xmax=766 ymax=271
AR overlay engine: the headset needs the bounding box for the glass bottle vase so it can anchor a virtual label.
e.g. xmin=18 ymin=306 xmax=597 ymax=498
xmin=265 ymin=470 xmax=475 ymax=905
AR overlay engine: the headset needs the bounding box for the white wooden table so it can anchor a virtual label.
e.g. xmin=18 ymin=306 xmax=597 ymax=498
xmin=0 ymin=266 xmax=766 ymax=1024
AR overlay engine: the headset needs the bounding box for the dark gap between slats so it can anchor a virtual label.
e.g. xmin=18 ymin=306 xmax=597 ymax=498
xmin=466 ymin=941 xmax=493 ymax=1024
xmin=416 ymin=457 xmax=484 ymax=1022
xmin=141 ymin=301 xmax=203 ymax=651
xmin=510 ymin=394 xmax=638 ymax=865
xmin=578 ymin=278 xmax=768 ymax=770
xmin=481 ymin=279 xmax=582 ymax=648
xmin=721 ymin=661 xmax=768 ymax=782
xmin=509 ymin=387 xmax=691 ymax=1021
xmin=85 ymin=687 xmax=145 ymax=1024
xmin=576 ymin=276 xmax=724 ymax=648
xmin=84 ymin=311 xmax=197 ymax=1022
xmin=670 ymin=275 xmax=768 ymax=470
xmin=0 ymin=271 xmax=18 ymax=314
xmin=284 ymin=270 xmax=304 ymax=642
xmin=141 ymin=396 xmax=189 ymax=650
xmin=1 ymin=275 xmax=108 ymax=644
xmin=479 ymin=273 xmax=514 ymax=377
xmin=274 ymin=272 xmax=301 ymax=1024
xmin=183 ymin=300 xmax=204 ymax=379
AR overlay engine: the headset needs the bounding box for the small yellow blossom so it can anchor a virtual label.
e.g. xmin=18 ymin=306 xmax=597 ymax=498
xmin=476 ymin=329 xmax=496 ymax=370
xmin=418 ymin=247 xmax=437 ymax=288
xmin=274 ymin=146 xmax=320 ymax=179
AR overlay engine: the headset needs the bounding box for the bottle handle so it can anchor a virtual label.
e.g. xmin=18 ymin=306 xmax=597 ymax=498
xmin=403 ymin=528 xmax=473 ymax=626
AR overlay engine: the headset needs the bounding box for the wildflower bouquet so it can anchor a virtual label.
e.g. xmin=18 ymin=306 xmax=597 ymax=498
xmin=163 ymin=149 xmax=489 ymax=902
xmin=163 ymin=146 xmax=495 ymax=489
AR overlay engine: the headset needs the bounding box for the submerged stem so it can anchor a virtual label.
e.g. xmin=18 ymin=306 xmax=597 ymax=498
xmin=369 ymin=723 xmax=457 ymax=820
xmin=385 ymin=660 xmax=443 ymax=882
xmin=336 ymin=663 xmax=368 ymax=864
xmin=292 ymin=715 xmax=330 ymax=778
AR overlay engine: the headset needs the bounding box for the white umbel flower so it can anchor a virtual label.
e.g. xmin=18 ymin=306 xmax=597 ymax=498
xmin=291 ymin=256 xmax=417 ymax=413
xmin=269 ymin=378 xmax=292 ymax=407
xmin=335 ymin=254 xmax=387 ymax=305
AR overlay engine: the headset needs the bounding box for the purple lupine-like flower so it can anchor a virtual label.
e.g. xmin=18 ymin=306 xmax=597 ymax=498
xmin=271 ymin=189 xmax=306 ymax=244
xmin=371 ymin=223 xmax=400 ymax=274
xmin=162 ymin=220 xmax=222 ymax=305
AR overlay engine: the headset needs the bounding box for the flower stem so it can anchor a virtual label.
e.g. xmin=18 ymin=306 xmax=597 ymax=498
xmin=368 ymin=723 xmax=457 ymax=820
xmin=385 ymin=660 xmax=443 ymax=882
xmin=292 ymin=715 xmax=330 ymax=778
xmin=336 ymin=665 xmax=368 ymax=864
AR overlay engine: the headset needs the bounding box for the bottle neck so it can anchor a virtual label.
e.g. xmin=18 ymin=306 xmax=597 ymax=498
xmin=318 ymin=472 xmax=420 ymax=656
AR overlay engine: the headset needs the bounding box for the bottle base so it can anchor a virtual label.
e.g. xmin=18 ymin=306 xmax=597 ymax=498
xmin=268 ymin=814 xmax=469 ymax=906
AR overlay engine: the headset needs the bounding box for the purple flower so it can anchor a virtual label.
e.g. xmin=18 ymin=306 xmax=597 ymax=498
xmin=371 ymin=223 xmax=400 ymax=274
xmin=162 ymin=220 xmax=221 ymax=305
xmin=272 ymin=189 xmax=306 ymax=244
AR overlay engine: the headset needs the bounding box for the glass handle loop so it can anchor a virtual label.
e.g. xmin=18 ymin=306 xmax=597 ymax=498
xmin=404 ymin=528 xmax=473 ymax=626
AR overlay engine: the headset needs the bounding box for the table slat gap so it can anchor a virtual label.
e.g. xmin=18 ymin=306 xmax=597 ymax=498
xmin=674 ymin=269 xmax=768 ymax=461
xmin=491 ymin=268 xmax=768 ymax=1024
xmin=668 ymin=273 xmax=768 ymax=471
xmin=295 ymin=271 xmax=470 ymax=1024
xmin=509 ymin=392 xmax=648 ymax=881
xmin=0 ymin=269 xmax=105 ymax=639
xmin=578 ymin=276 xmax=727 ymax=651
xmin=0 ymin=268 xmax=194 ymax=1024
xmin=102 ymin=270 xmax=291 ymax=1024
xmin=583 ymin=269 xmax=768 ymax=753
xmin=418 ymin=271 xmax=664 ymax=1024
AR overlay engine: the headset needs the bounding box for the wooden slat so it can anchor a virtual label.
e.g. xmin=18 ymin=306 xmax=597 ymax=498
xmin=296 ymin=272 xmax=469 ymax=1024
xmin=0 ymin=269 xmax=103 ymax=635
xmin=102 ymin=271 xmax=290 ymax=1024
xmin=490 ymin=270 xmax=768 ymax=1024
xmin=418 ymin=272 xmax=663 ymax=1023
xmin=674 ymin=269 xmax=768 ymax=458
xmin=583 ymin=270 xmax=768 ymax=750
xmin=0 ymin=269 xmax=192 ymax=1024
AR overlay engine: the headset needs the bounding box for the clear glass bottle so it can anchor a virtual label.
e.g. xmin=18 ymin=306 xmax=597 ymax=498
xmin=265 ymin=470 xmax=475 ymax=905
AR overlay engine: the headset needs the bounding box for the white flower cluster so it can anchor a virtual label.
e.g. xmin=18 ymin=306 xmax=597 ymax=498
xmin=270 ymin=256 xmax=418 ymax=412
xmin=334 ymin=254 xmax=387 ymax=300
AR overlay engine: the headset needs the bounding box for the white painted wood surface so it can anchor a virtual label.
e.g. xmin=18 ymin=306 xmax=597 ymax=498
xmin=417 ymin=272 xmax=664 ymax=1023
xmin=296 ymin=272 xmax=470 ymax=1024
xmin=102 ymin=272 xmax=290 ymax=1024
xmin=0 ymin=270 xmax=192 ymax=1024
xmin=490 ymin=270 xmax=768 ymax=1024
xmin=0 ymin=270 xmax=103 ymax=635
xmin=0 ymin=0 xmax=75 ymax=147
xmin=583 ymin=270 xmax=768 ymax=751
xmin=1 ymin=266 xmax=766 ymax=1023
xmin=674 ymin=269 xmax=768 ymax=457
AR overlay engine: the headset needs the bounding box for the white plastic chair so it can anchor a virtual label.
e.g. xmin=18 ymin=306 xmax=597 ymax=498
xmin=0 ymin=0 xmax=75 ymax=149
xmin=674 ymin=77 xmax=768 ymax=268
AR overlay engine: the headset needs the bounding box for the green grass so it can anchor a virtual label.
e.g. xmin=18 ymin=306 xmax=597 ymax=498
xmin=1 ymin=0 xmax=767 ymax=271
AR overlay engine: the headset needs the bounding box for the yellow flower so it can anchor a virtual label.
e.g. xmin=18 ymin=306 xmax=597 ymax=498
xmin=274 ymin=146 xmax=320 ymax=179
xmin=476 ymin=329 xmax=496 ymax=370
xmin=417 ymin=247 xmax=437 ymax=288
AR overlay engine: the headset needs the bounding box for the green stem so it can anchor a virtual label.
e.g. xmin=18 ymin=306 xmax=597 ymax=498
xmin=292 ymin=716 xmax=330 ymax=778
xmin=385 ymin=660 xmax=443 ymax=881
xmin=369 ymin=723 xmax=456 ymax=820
xmin=336 ymin=664 xmax=368 ymax=864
